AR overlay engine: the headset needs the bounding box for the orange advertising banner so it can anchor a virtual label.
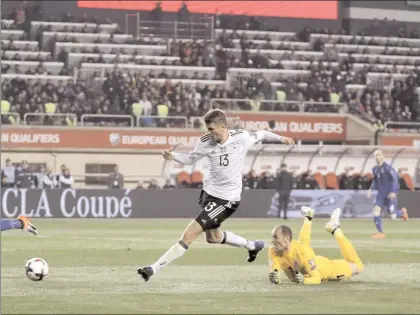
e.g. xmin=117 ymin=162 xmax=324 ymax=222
xmin=78 ymin=1 xmax=338 ymax=20
xmin=1 ymin=114 xmax=346 ymax=149
xmin=234 ymin=112 xmax=346 ymax=141
xmin=380 ymin=134 xmax=420 ymax=147
xmin=1 ymin=128 xmax=203 ymax=150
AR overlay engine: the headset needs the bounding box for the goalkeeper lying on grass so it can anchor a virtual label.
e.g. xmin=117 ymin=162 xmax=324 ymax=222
xmin=268 ymin=207 xmax=364 ymax=285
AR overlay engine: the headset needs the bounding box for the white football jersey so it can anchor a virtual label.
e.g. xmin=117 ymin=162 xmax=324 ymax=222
xmin=188 ymin=129 xmax=262 ymax=201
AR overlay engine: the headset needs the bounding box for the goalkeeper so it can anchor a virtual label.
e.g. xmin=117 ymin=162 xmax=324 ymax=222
xmin=268 ymin=207 xmax=363 ymax=285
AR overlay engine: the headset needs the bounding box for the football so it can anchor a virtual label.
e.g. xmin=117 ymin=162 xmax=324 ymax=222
xmin=25 ymin=258 xmax=49 ymax=282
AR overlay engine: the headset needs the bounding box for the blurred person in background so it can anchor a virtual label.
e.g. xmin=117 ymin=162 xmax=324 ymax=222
xmin=15 ymin=160 xmax=36 ymax=188
xmin=339 ymin=169 xmax=353 ymax=190
xmin=136 ymin=180 xmax=146 ymax=190
xmin=148 ymin=179 xmax=160 ymax=189
xmin=398 ymin=169 xmax=409 ymax=190
xmin=1 ymin=158 xmax=16 ymax=188
xmin=275 ymin=164 xmax=293 ymax=220
xmin=243 ymin=170 xmax=259 ymax=189
xmin=259 ymin=172 xmax=273 ymax=189
xmin=58 ymin=167 xmax=74 ymax=188
xmin=108 ymin=165 xmax=124 ymax=189
xmin=300 ymin=170 xmax=319 ymax=190
xmin=56 ymin=164 xmax=67 ymax=183
xmin=41 ymin=166 xmax=57 ymax=189
xmin=162 ymin=179 xmax=175 ymax=189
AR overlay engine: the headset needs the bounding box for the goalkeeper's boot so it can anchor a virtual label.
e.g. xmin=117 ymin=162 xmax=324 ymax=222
xmin=17 ymin=215 xmax=38 ymax=235
xmin=301 ymin=206 xmax=315 ymax=219
xmin=137 ymin=266 xmax=154 ymax=282
xmin=248 ymin=240 xmax=264 ymax=263
xmin=324 ymin=208 xmax=341 ymax=234
xmin=401 ymin=208 xmax=409 ymax=221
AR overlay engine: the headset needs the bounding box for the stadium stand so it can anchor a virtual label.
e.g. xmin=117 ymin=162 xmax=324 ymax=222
xmin=1 ymin=5 xmax=419 ymax=129
xmin=1 ymin=2 xmax=419 ymax=189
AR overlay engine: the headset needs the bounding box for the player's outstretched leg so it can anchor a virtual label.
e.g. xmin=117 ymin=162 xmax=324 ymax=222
xmin=372 ymin=205 xmax=385 ymax=239
xmin=0 ymin=216 xmax=38 ymax=235
xmin=137 ymin=219 xmax=202 ymax=282
xmin=389 ymin=206 xmax=409 ymax=221
xmin=325 ymin=208 xmax=364 ymax=274
xmin=215 ymin=230 xmax=264 ymax=262
xmin=297 ymin=206 xmax=315 ymax=245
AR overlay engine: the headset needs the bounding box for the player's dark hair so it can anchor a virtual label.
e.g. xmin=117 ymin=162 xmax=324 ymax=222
xmin=203 ymin=109 xmax=227 ymax=127
xmin=279 ymin=225 xmax=293 ymax=240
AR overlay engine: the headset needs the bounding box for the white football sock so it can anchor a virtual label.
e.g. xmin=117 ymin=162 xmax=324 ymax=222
xmin=222 ymin=231 xmax=255 ymax=250
xmin=151 ymin=241 xmax=188 ymax=274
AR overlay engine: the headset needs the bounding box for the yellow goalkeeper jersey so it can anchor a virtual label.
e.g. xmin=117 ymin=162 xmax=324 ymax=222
xmin=268 ymin=240 xmax=348 ymax=285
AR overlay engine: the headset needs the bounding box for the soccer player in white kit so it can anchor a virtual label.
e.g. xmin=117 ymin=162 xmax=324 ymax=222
xmin=138 ymin=109 xmax=295 ymax=282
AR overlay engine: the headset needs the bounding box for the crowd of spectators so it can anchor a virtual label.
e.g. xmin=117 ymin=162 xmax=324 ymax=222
xmin=1 ymin=160 xmax=74 ymax=189
xmin=1 ymin=1 xmax=420 ymax=128
xmin=2 ymin=158 xmax=412 ymax=191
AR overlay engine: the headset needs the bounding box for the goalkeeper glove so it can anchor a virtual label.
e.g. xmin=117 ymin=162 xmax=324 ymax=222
xmin=269 ymin=269 xmax=280 ymax=284
xmin=295 ymin=272 xmax=305 ymax=284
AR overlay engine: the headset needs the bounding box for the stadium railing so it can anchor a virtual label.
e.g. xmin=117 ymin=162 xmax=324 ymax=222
xmin=324 ymin=43 xmax=419 ymax=54
xmin=227 ymin=39 xmax=310 ymax=50
xmin=42 ymin=32 xmax=133 ymax=48
xmin=30 ymin=21 xmax=118 ymax=36
xmin=80 ymin=65 xmax=225 ymax=87
xmin=215 ymin=29 xmax=295 ymax=41
xmin=55 ymin=42 xmax=167 ymax=56
xmin=1 ymin=74 xmax=72 ymax=82
xmin=1 ymin=112 xmax=21 ymax=124
xmin=3 ymin=51 xmax=51 ymax=60
xmin=302 ymin=102 xmax=346 ymax=113
xmin=137 ymin=115 xmax=188 ymax=128
xmin=1 ymin=60 xmax=64 ymax=75
xmin=384 ymin=121 xmax=420 ymax=133
xmin=80 ymin=114 xmax=135 ymax=127
xmin=81 ymin=63 xmax=217 ymax=78
xmin=125 ymin=14 xmax=214 ymax=41
xmin=210 ymin=98 xmax=302 ymax=112
xmin=310 ymin=33 xmax=420 ymax=47
xmin=23 ymin=113 xmax=77 ymax=126
xmin=1 ymin=19 xmax=14 ymax=27
xmin=0 ymin=30 xmax=25 ymax=40
xmin=224 ymin=48 xmax=323 ymax=60
xmin=269 ymin=60 xmax=339 ymax=69
xmin=342 ymin=53 xmax=420 ymax=64
xmin=1 ymin=40 xmax=39 ymax=50
xmin=68 ymin=53 xmax=180 ymax=68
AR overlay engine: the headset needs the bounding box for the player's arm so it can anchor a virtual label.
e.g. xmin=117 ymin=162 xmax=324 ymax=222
xmin=164 ymin=141 xmax=205 ymax=165
xmin=244 ymin=130 xmax=295 ymax=148
xmin=367 ymin=167 xmax=377 ymax=198
xmin=268 ymin=247 xmax=283 ymax=284
xmin=370 ymin=168 xmax=378 ymax=191
xmin=296 ymin=254 xmax=322 ymax=285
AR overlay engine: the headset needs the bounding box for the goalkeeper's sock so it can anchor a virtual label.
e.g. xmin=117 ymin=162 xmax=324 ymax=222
xmin=221 ymin=231 xmax=255 ymax=250
xmin=373 ymin=216 xmax=383 ymax=233
xmin=334 ymin=228 xmax=364 ymax=272
xmin=0 ymin=219 xmax=23 ymax=232
xmin=298 ymin=220 xmax=312 ymax=245
xmin=150 ymin=241 xmax=188 ymax=274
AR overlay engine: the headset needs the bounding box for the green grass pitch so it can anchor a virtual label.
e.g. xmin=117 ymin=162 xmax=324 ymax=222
xmin=2 ymin=218 xmax=420 ymax=314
